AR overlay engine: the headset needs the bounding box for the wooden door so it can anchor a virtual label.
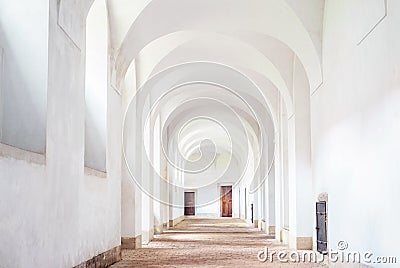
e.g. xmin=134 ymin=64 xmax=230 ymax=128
xmin=220 ymin=186 xmax=232 ymax=217
xmin=184 ymin=192 xmax=195 ymax=216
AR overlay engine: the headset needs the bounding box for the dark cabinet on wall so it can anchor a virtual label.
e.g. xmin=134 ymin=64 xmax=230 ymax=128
xmin=316 ymin=201 xmax=328 ymax=254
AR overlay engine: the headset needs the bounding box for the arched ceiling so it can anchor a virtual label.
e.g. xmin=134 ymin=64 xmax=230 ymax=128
xmin=58 ymin=0 xmax=324 ymax=110
xmin=135 ymin=32 xmax=294 ymax=117
xmin=106 ymin=0 xmax=324 ymax=55
xmin=111 ymin=0 xmax=323 ymax=91
xmin=105 ymin=0 xmax=325 ymax=190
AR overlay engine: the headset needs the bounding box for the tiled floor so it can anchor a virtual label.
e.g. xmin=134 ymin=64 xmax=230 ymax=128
xmin=111 ymin=218 xmax=327 ymax=267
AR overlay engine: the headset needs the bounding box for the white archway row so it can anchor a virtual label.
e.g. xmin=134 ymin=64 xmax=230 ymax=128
xmin=120 ymin=34 xmax=312 ymax=251
xmin=58 ymin=2 xmax=319 ymax=251
xmin=110 ymin=0 xmax=318 ymax=247
xmin=133 ymin=31 xmax=294 ymax=118
xmin=121 ymin=62 xmax=277 ymax=245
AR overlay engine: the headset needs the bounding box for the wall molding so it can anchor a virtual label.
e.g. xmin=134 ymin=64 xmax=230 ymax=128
xmin=311 ymin=80 xmax=324 ymax=97
xmin=57 ymin=0 xmax=84 ymax=51
xmin=0 ymin=142 xmax=45 ymax=165
xmin=84 ymin=166 xmax=107 ymax=178
xmin=73 ymin=245 xmax=121 ymax=268
xmin=357 ymin=0 xmax=388 ymax=46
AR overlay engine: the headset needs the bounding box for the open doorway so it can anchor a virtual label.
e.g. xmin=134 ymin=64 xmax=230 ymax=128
xmin=220 ymin=186 xmax=232 ymax=217
xmin=184 ymin=192 xmax=195 ymax=216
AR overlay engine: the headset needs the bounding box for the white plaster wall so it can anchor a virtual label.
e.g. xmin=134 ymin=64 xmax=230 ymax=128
xmin=194 ymin=183 xmax=240 ymax=218
xmin=0 ymin=0 xmax=48 ymax=153
xmin=121 ymin=162 xmax=136 ymax=238
xmin=185 ymin=154 xmax=240 ymax=218
xmin=0 ymin=0 xmax=124 ymax=267
xmin=238 ymin=186 xmax=246 ymax=219
xmin=77 ymin=173 xmax=120 ymax=263
xmin=0 ymin=47 xmax=3 ymax=138
xmin=0 ymin=156 xmax=47 ymax=268
xmin=0 ymin=149 xmax=120 ymax=268
xmin=312 ymin=0 xmax=400 ymax=264
xmin=172 ymin=186 xmax=184 ymax=220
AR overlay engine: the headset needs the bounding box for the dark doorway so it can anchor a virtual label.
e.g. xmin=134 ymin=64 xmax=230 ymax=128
xmin=184 ymin=192 xmax=195 ymax=216
xmin=220 ymin=186 xmax=232 ymax=217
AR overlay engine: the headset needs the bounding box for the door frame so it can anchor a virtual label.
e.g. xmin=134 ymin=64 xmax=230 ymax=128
xmin=218 ymin=183 xmax=233 ymax=217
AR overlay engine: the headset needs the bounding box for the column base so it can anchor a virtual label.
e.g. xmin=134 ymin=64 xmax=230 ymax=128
xmin=253 ymin=219 xmax=259 ymax=228
xmin=280 ymin=227 xmax=290 ymax=244
xmin=154 ymin=224 xmax=163 ymax=235
xmin=121 ymin=235 xmax=142 ymax=249
xmin=260 ymin=220 xmax=267 ymax=231
xmin=142 ymin=229 xmax=154 ymax=244
xmin=296 ymin=236 xmax=312 ymax=250
xmin=281 ymin=228 xmax=312 ymax=250
xmin=169 ymin=215 xmax=185 ymax=227
xmin=154 ymin=222 xmax=168 ymax=234
xmin=268 ymin=225 xmax=276 ymax=235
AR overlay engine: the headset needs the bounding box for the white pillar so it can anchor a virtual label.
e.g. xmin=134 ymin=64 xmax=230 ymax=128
xmin=288 ymin=57 xmax=313 ymax=250
xmin=141 ymin=96 xmax=154 ymax=244
xmin=268 ymin=162 xmax=276 ymax=235
xmin=274 ymin=130 xmax=282 ymax=241
xmin=153 ymin=116 xmax=163 ymax=234
xmin=121 ymin=63 xmax=142 ymax=249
